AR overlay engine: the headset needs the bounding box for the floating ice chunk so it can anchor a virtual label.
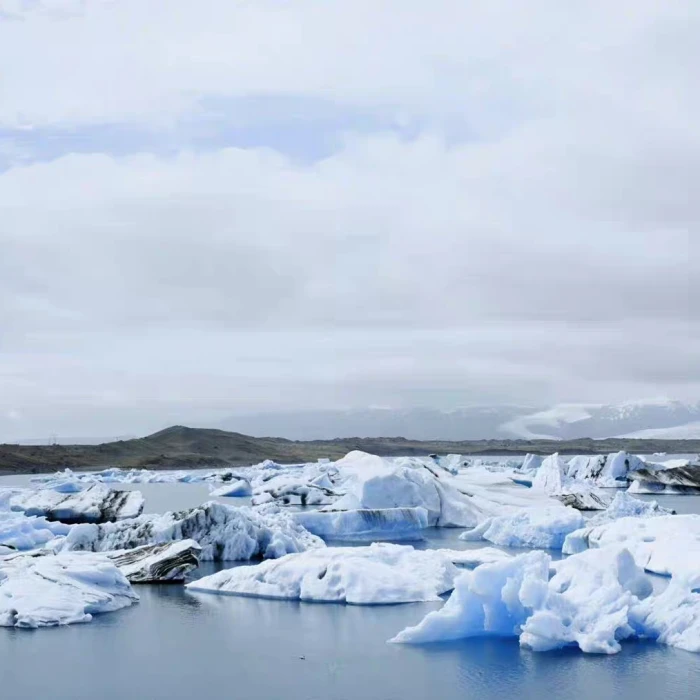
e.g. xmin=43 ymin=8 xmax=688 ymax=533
xmin=460 ymin=507 xmax=584 ymax=550
xmin=390 ymin=546 xmax=653 ymax=654
xmin=106 ymin=540 xmax=201 ymax=582
xmin=210 ymin=479 xmax=253 ymax=498
xmin=390 ymin=550 xmax=551 ymax=644
xmin=329 ymin=451 xmax=485 ymax=527
xmin=532 ymin=454 xmax=608 ymax=510
xmin=442 ymin=547 xmax=512 ymax=569
xmin=0 ymin=551 xmax=138 ymax=628
xmin=293 ymin=507 xmax=429 ymax=541
xmin=632 ymin=581 xmax=700 ymax=653
xmin=251 ymin=472 xmax=335 ymax=507
xmin=0 ymin=511 xmax=72 ymax=551
xmin=627 ymin=464 xmax=700 ymax=495
xmin=521 ymin=547 xmax=652 ymax=654
xmin=187 ymin=543 xmax=462 ymax=604
xmin=562 ymin=514 xmax=700 ymax=584
xmin=10 ymin=484 xmax=144 ymax=523
xmin=54 ymin=501 xmax=324 ymax=561
xmin=587 ymin=492 xmax=673 ymax=526
xmin=521 ymin=454 xmax=543 ymax=473
xmin=532 ymin=454 xmax=567 ymax=493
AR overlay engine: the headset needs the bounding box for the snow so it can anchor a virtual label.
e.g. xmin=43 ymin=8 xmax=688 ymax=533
xmin=619 ymin=420 xmax=700 ymax=439
xmin=293 ymin=507 xmax=429 ymax=541
xmin=562 ymin=514 xmax=700 ymax=584
xmin=107 ymin=540 xmax=202 ymax=582
xmin=391 ymin=544 xmax=700 ymax=654
xmin=460 ymin=507 xmax=584 ymax=550
xmin=9 ymin=484 xmax=144 ymax=523
xmin=210 ymin=479 xmax=253 ymax=498
xmin=187 ymin=543 xmax=504 ymax=604
xmin=54 ymin=501 xmax=324 ymax=561
xmin=502 ymin=404 xmax=597 ymax=440
xmin=0 ymin=551 xmax=138 ymax=628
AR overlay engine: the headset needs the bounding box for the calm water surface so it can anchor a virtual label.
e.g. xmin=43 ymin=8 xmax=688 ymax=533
xmin=1 ymin=478 xmax=700 ymax=700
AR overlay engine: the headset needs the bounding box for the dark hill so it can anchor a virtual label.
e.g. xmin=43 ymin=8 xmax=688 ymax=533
xmin=1 ymin=426 xmax=698 ymax=475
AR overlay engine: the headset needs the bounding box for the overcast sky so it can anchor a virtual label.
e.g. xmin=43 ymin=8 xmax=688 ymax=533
xmin=0 ymin=0 xmax=697 ymax=441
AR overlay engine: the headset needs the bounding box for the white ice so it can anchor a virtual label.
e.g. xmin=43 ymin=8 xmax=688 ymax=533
xmin=390 ymin=544 xmax=700 ymax=654
xmin=460 ymin=506 xmax=584 ymax=550
xmin=210 ymin=478 xmax=253 ymax=498
xmin=187 ymin=543 xmax=507 ymax=604
xmin=0 ymin=551 xmax=138 ymax=628
xmin=563 ymin=514 xmax=700 ymax=584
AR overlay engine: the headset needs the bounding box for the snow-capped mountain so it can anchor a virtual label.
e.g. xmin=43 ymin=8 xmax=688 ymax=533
xmin=219 ymin=399 xmax=700 ymax=441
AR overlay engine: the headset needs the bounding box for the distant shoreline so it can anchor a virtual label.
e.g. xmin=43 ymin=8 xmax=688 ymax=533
xmin=1 ymin=425 xmax=698 ymax=475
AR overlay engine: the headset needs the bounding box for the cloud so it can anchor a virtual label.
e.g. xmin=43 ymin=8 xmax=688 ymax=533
xmin=0 ymin=1 xmax=697 ymax=438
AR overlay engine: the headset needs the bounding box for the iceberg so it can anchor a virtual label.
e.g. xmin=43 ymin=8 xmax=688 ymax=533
xmin=251 ymin=472 xmax=336 ymax=507
xmin=210 ymin=478 xmax=253 ymax=498
xmin=562 ymin=514 xmax=700 ymax=584
xmin=460 ymin=507 xmax=584 ymax=550
xmin=0 ymin=551 xmax=138 ymax=628
xmin=292 ymin=507 xmax=429 ymax=541
xmin=627 ymin=463 xmax=700 ymax=495
xmin=54 ymin=501 xmax=324 ymax=561
xmin=521 ymin=454 xmax=543 ymax=473
xmin=326 ymin=451 xmax=490 ymax=527
xmin=10 ymin=484 xmax=144 ymax=524
xmin=391 ymin=545 xmax=700 ymax=654
xmin=532 ymin=454 xmax=608 ymax=510
xmin=586 ymin=491 xmax=673 ymax=525
xmin=106 ymin=540 xmax=202 ymax=582
xmin=187 ymin=543 xmax=496 ymax=604
xmin=0 ymin=511 xmax=71 ymax=551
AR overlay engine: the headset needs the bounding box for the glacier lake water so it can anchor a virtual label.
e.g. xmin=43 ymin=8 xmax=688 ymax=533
xmin=1 ymin=479 xmax=700 ymax=700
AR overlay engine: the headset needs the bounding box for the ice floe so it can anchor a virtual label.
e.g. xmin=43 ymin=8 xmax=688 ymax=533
xmin=0 ymin=551 xmax=138 ymax=628
xmin=187 ymin=543 xmax=508 ymax=604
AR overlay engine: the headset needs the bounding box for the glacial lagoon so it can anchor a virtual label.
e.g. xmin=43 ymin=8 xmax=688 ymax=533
xmin=2 ymin=478 xmax=699 ymax=700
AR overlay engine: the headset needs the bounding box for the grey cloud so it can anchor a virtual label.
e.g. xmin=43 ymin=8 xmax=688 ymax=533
xmin=0 ymin=1 xmax=698 ymax=439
